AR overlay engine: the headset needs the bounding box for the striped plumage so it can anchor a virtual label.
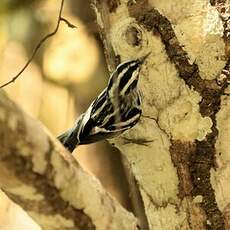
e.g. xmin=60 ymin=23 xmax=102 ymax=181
xmin=58 ymin=54 xmax=149 ymax=152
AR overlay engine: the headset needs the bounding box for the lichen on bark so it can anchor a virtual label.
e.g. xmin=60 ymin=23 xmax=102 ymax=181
xmin=94 ymin=0 xmax=230 ymax=229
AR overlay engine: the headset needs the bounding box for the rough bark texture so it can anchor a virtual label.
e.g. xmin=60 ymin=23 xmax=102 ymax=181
xmin=0 ymin=91 xmax=138 ymax=230
xmin=94 ymin=0 xmax=230 ymax=229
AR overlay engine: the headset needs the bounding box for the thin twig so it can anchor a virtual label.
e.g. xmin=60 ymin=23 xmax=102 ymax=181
xmin=60 ymin=17 xmax=77 ymax=28
xmin=0 ymin=0 xmax=76 ymax=89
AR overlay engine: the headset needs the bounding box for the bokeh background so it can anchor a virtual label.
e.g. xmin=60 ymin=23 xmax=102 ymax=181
xmin=0 ymin=0 xmax=131 ymax=229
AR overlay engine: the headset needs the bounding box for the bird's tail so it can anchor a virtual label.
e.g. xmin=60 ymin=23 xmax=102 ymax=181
xmin=57 ymin=130 xmax=69 ymax=144
xmin=57 ymin=113 xmax=85 ymax=153
xmin=57 ymin=129 xmax=79 ymax=153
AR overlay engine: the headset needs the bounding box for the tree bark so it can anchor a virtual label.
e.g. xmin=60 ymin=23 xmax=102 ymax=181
xmin=0 ymin=91 xmax=137 ymax=230
xmin=93 ymin=0 xmax=230 ymax=229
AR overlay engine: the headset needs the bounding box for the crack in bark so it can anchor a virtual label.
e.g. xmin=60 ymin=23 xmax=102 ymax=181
xmin=128 ymin=2 xmax=230 ymax=229
xmin=141 ymin=115 xmax=170 ymax=138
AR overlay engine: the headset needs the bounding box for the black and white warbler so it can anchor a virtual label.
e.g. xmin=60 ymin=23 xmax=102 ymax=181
xmin=58 ymin=53 xmax=150 ymax=152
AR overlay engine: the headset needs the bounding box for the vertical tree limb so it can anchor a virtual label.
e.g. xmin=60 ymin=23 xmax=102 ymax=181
xmin=93 ymin=0 xmax=230 ymax=229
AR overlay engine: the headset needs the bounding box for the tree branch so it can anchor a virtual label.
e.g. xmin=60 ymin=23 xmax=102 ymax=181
xmin=0 ymin=91 xmax=137 ymax=229
xmin=0 ymin=0 xmax=76 ymax=89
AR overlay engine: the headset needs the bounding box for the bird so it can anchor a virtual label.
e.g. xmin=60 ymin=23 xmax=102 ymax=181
xmin=58 ymin=53 xmax=150 ymax=152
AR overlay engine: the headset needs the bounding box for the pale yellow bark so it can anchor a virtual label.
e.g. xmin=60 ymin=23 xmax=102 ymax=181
xmin=94 ymin=0 xmax=230 ymax=229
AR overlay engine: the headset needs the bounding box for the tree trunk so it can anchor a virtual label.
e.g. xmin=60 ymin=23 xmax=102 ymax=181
xmin=0 ymin=91 xmax=137 ymax=230
xmin=93 ymin=0 xmax=230 ymax=229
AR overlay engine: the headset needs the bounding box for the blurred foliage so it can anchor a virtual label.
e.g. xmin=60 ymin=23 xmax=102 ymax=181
xmin=0 ymin=0 xmax=39 ymax=11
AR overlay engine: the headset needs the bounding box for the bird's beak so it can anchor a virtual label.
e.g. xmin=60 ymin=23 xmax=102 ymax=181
xmin=139 ymin=52 xmax=151 ymax=64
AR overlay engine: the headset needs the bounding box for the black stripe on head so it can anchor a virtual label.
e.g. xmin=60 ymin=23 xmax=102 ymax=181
xmin=118 ymin=60 xmax=138 ymax=73
xmin=107 ymin=60 xmax=140 ymax=92
xmin=118 ymin=62 xmax=140 ymax=91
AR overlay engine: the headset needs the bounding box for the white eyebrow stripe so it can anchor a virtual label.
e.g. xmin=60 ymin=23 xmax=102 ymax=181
xmin=108 ymin=61 xmax=137 ymax=96
xmin=120 ymin=69 xmax=139 ymax=95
